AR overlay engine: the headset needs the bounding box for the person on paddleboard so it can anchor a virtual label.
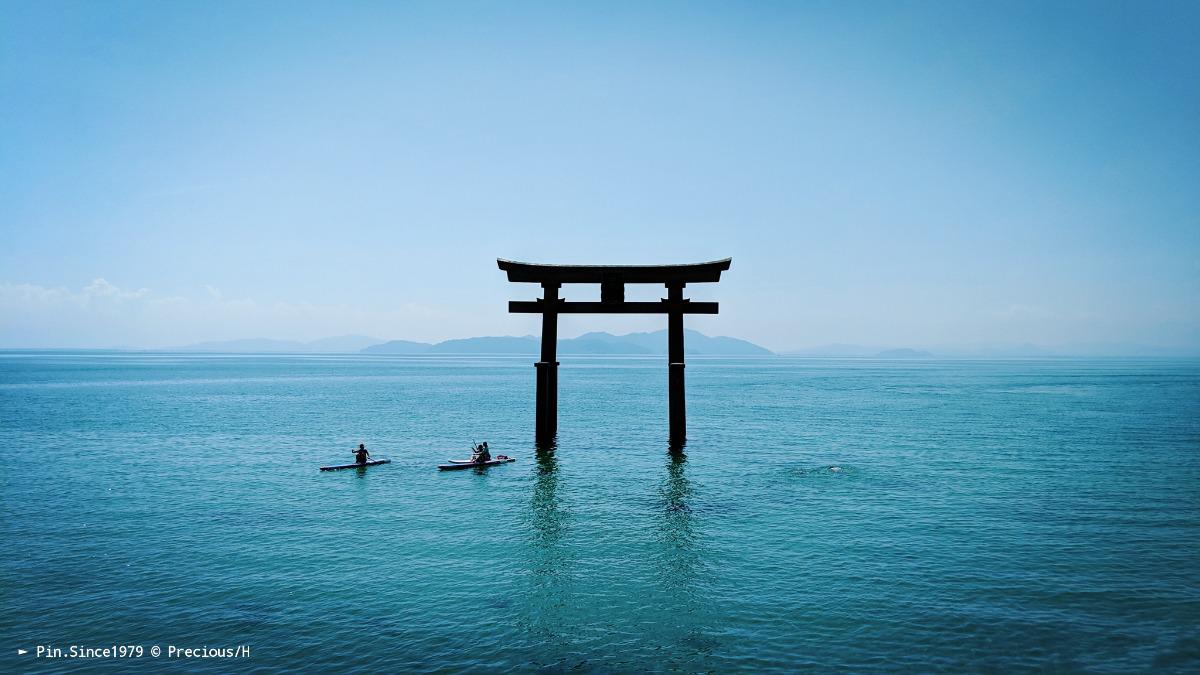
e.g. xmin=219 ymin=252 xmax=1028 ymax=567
xmin=353 ymin=443 xmax=371 ymax=465
xmin=471 ymin=441 xmax=491 ymax=464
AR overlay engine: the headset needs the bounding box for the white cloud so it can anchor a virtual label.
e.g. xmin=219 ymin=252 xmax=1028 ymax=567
xmin=82 ymin=278 xmax=149 ymax=301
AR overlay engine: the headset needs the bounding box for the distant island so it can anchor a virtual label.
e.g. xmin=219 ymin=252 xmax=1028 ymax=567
xmin=175 ymin=330 xmax=775 ymax=356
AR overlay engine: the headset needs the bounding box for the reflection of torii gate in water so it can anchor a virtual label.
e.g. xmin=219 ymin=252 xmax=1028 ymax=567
xmin=498 ymin=258 xmax=732 ymax=447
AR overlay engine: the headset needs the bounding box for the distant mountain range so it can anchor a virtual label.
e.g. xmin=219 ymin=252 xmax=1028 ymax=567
xmin=163 ymin=335 xmax=1198 ymax=358
xmin=365 ymin=330 xmax=774 ymax=356
xmin=175 ymin=331 xmax=774 ymax=356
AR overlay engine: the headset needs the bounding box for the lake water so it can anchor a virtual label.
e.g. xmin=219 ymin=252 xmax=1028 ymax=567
xmin=2 ymin=354 xmax=1198 ymax=672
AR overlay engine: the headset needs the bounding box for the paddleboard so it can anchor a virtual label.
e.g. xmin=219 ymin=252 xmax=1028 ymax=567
xmin=438 ymin=457 xmax=515 ymax=471
xmin=447 ymin=455 xmax=511 ymax=464
xmin=320 ymin=459 xmax=391 ymax=471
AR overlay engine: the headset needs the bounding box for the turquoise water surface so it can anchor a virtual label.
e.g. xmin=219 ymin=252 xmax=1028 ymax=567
xmin=2 ymin=354 xmax=1198 ymax=672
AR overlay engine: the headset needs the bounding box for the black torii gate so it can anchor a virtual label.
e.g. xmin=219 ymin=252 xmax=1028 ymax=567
xmin=498 ymin=258 xmax=732 ymax=447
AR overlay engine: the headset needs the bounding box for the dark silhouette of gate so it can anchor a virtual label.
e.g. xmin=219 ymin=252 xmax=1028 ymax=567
xmin=498 ymin=258 xmax=731 ymax=447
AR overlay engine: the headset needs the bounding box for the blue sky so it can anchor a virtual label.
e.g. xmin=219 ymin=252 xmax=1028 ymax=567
xmin=1 ymin=1 xmax=1197 ymax=351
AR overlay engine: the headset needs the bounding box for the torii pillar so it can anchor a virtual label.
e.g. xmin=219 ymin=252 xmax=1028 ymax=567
xmin=666 ymin=282 xmax=687 ymax=444
xmin=535 ymin=282 xmax=560 ymax=441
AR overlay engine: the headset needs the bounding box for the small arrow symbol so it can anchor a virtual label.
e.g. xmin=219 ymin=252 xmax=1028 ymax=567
xmin=18 ymin=649 xmax=27 ymax=655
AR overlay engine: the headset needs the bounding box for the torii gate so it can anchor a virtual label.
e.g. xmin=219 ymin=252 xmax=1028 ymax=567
xmin=498 ymin=258 xmax=732 ymax=447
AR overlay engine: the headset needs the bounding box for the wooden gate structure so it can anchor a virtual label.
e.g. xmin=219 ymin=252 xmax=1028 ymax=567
xmin=498 ymin=258 xmax=732 ymax=447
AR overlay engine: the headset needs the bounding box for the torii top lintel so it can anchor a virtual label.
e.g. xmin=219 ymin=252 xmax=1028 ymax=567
xmin=496 ymin=258 xmax=731 ymax=285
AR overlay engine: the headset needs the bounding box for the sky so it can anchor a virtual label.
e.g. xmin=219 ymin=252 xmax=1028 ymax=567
xmin=1 ymin=1 xmax=1197 ymax=352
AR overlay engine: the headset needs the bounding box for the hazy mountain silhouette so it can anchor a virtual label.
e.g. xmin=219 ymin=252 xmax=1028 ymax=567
xmin=305 ymin=335 xmax=389 ymax=352
xmin=363 ymin=330 xmax=773 ymax=355
xmin=358 ymin=338 xmax=430 ymax=354
xmin=426 ymin=336 xmax=541 ymax=354
xmin=551 ymin=329 xmax=772 ymax=355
